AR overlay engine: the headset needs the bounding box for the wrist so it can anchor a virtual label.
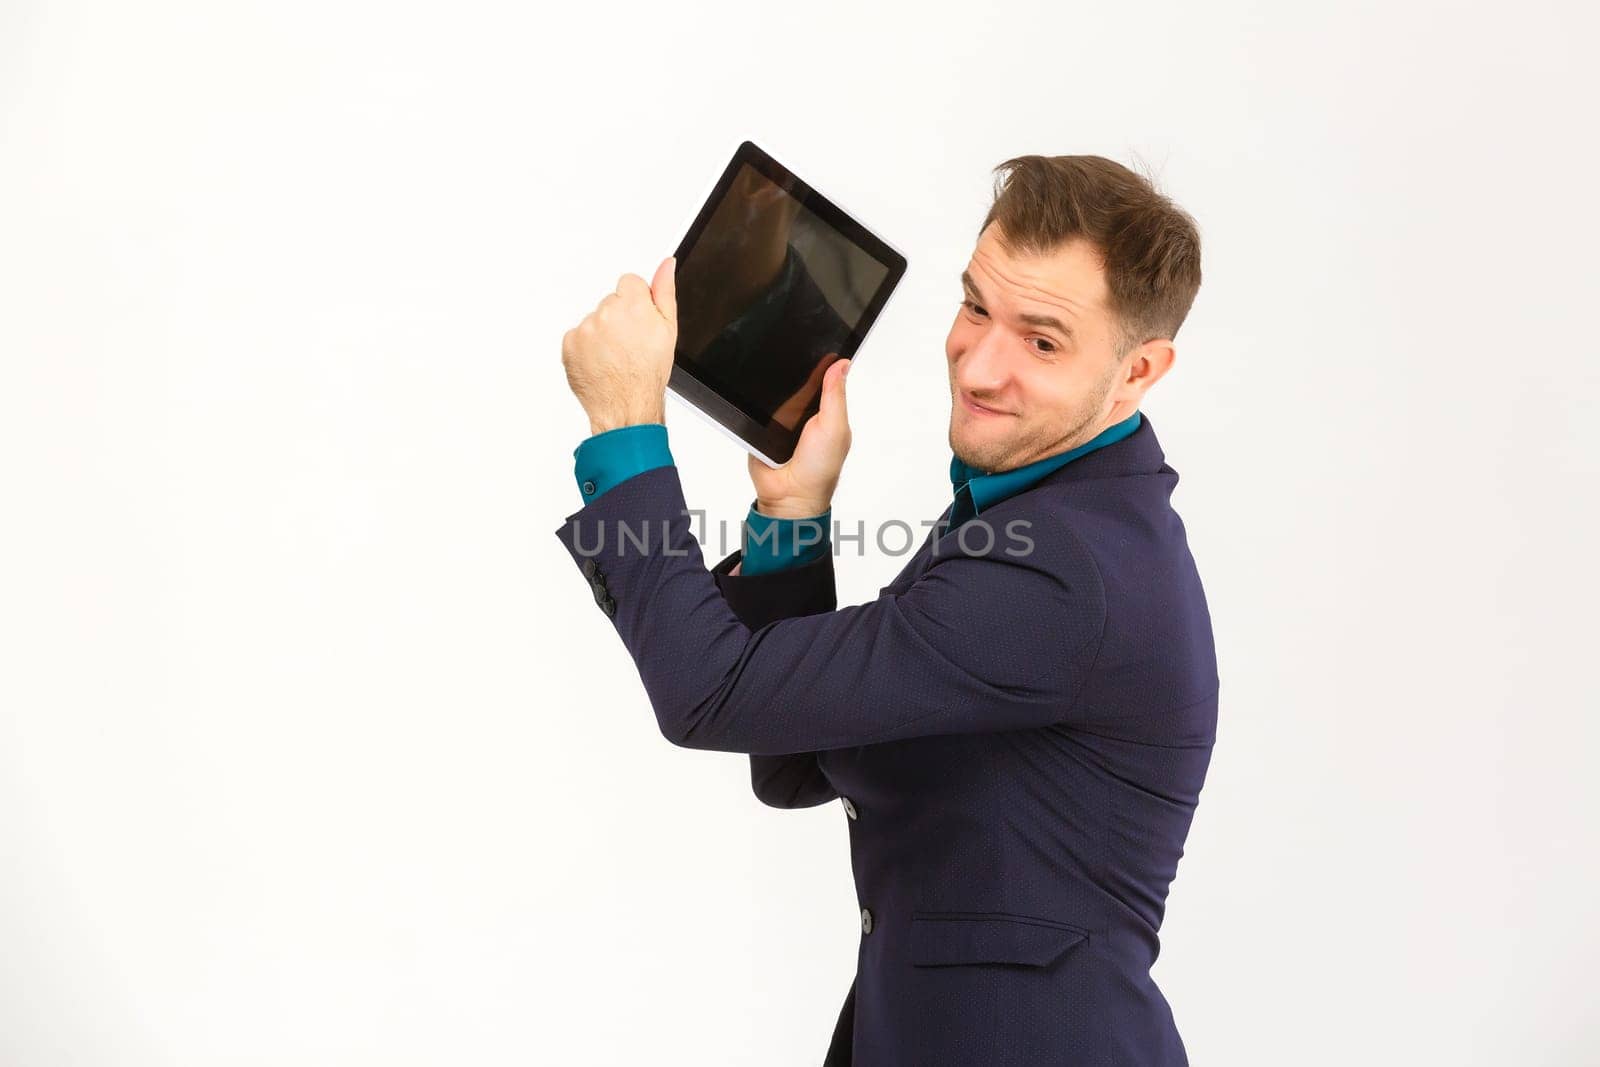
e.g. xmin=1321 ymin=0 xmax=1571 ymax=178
xmin=754 ymin=497 xmax=831 ymax=520
xmin=588 ymin=401 xmax=666 ymax=436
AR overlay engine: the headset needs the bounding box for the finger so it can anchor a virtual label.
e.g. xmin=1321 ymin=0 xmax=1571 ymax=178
xmin=651 ymin=255 xmax=677 ymax=326
xmin=782 ymin=356 xmax=831 ymax=429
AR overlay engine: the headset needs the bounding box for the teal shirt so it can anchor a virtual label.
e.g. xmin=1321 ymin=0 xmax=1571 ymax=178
xmin=572 ymin=410 xmax=1141 ymax=574
xmin=947 ymin=410 xmax=1142 ymax=528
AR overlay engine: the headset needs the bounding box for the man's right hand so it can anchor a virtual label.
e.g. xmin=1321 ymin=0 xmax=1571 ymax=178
xmin=748 ymin=355 xmax=852 ymax=518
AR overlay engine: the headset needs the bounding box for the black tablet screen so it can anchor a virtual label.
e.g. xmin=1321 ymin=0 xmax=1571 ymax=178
xmin=674 ymin=159 xmax=895 ymax=434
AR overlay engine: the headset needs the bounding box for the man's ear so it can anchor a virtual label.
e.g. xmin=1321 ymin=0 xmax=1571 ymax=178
xmin=1121 ymin=339 xmax=1176 ymax=399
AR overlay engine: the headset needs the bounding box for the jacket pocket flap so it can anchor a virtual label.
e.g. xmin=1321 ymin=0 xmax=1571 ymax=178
xmin=909 ymin=912 xmax=1087 ymax=968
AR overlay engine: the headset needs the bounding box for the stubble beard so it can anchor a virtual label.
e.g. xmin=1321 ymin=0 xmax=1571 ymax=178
xmin=948 ymin=371 xmax=1114 ymax=474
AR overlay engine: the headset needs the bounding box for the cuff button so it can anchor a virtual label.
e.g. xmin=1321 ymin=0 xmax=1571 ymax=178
xmin=581 ymin=480 xmax=597 ymax=495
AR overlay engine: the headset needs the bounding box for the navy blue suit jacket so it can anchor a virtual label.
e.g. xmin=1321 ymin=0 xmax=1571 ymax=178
xmin=554 ymin=414 xmax=1218 ymax=1065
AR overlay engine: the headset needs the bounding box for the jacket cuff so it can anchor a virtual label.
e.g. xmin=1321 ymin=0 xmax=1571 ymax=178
xmin=710 ymin=542 xmax=837 ymax=628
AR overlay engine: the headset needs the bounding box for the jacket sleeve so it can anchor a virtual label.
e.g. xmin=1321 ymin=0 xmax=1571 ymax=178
xmin=708 ymin=542 xmax=841 ymax=809
xmin=554 ymin=464 xmax=1106 ymax=756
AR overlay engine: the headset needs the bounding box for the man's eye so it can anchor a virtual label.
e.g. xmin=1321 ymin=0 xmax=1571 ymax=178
xmin=965 ymin=300 xmax=1054 ymax=354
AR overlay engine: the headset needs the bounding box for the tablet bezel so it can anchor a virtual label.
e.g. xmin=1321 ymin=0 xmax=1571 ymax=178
xmin=666 ymin=140 xmax=907 ymax=467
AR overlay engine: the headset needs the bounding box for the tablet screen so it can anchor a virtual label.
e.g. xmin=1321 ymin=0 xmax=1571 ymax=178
xmin=670 ymin=142 xmax=905 ymax=463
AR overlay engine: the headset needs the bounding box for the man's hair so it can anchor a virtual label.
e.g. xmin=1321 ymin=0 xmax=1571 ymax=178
xmin=979 ymin=154 xmax=1202 ymax=357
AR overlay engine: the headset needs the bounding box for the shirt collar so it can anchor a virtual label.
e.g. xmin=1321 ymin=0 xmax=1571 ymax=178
xmin=949 ymin=409 xmax=1143 ymax=515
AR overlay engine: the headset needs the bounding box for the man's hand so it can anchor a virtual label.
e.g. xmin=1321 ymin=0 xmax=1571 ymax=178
xmin=748 ymin=355 xmax=852 ymax=518
xmin=561 ymin=256 xmax=677 ymax=435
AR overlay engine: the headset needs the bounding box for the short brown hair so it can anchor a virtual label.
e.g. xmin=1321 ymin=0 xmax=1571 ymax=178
xmin=979 ymin=154 xmax=1202 ymax=357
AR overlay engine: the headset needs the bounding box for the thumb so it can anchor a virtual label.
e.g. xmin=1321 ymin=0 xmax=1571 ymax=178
xmin=819 ymin=355 xmax=850 ymax=429
xmin=651 ymin=255 xmax=677 ymax=326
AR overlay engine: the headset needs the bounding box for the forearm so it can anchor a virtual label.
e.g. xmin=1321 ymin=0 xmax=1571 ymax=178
xmin=709 ymin=527 xmax=840 ymax=807
xmin=553 ymin=464 xmax=1104 ymax=755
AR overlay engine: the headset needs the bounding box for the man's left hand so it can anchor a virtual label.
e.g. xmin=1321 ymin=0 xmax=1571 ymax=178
xmin=561 ymin=255 xmax=677 ymax=435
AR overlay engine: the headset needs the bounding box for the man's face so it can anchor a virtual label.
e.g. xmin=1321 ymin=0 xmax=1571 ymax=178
xmin=945 ymin=223 xmax=1134 ymax=472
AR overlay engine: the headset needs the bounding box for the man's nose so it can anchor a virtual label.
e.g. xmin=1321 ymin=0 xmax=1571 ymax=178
xmin=954 ymin=328 xmax=1011 ymax=395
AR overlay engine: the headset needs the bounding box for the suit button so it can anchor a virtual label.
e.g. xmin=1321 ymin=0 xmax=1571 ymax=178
xmin=841 ymin=797 xmax=858 ymax=820
xmin=600 ymin=595 xmax=616 ymax=618
xmin=581 ymin=479 xmax=597 ymax=496
xmin=582 ymin=558 xmax=599 ymax=578
xmin=592 ymin=583 xmax=610 ymax=608
xmin=860 ymin=907 xmax=873 ymax=935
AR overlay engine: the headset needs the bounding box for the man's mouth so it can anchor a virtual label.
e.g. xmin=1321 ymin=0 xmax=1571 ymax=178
xmin=960 ymin=392 xmax=1012 ymax=417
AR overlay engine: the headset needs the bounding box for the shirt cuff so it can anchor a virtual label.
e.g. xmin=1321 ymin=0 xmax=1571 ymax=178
xmin=740 ymin=502 xmax=831 ymax=576
xmin=574 ymin=423 xmax=674 ymax=502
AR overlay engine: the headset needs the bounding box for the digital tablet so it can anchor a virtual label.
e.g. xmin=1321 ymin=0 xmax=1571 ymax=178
xmin=666 ymin=140 xmax=907 ymax=467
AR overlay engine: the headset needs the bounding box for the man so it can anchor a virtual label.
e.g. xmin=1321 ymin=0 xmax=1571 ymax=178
xmin=557 ymin=154 xmax=1216 ymax=1065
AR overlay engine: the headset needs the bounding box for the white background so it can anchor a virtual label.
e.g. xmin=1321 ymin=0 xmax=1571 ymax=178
xmin=3 ymin=1 xmax=1597 ymax=1063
